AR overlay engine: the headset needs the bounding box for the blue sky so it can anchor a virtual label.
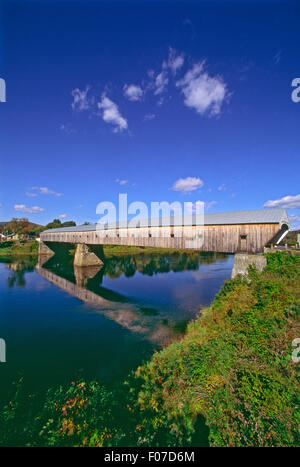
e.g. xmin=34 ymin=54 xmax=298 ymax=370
xmin=1 ymin=0 xmax=300 ymax=228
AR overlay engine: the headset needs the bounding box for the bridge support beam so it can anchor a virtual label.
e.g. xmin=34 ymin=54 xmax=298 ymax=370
xmin=74 ymin=243 xmax=104 ymax=268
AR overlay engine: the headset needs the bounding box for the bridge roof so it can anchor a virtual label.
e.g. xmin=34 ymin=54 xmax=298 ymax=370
xmin=42 ymin=208 xmax=289 ymax=234
xmin=203 ymin=208 xmax=289 ymax=226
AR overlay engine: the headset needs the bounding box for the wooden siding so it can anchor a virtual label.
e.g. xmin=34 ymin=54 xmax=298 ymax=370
xmin=40 ymin=222 xmax=282 ymax=253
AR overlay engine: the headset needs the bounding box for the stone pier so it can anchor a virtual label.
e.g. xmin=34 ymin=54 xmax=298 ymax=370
xmin=231 ymin=253 xmax=267 ymax=278
xmin=73 ymin=243 xmax=104 ymax=267
xmin=38 ymin=240 xmax=55 ymax=257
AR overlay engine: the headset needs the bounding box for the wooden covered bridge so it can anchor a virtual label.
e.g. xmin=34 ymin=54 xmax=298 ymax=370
xmin=39 ymin=208 xmax=289 ymax=266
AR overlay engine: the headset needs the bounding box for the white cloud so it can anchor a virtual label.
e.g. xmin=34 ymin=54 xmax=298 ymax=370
xmin=14 ymin=204 xmax=44 ymax=214
xmin=217 ymin=184 xmax=226 ymax=191
xmin=176 ymin=62 xmax=228 ymax=117
xmin=154 ymin=49 xmax=184 ymax=95
xmin=136 ymin=48 xmax=184 ymax=100
xmin=58 ymin=214 xmax=67 ymax=219
xmin=71 ymin=86 xmax=92 ymax=111
xmin=171 ymin=177 xmax=204 ymax=192
xmin=166 ymin=47 xmax=184 ymax=75
xmin=153 ymin=49 xmax=183 ymax=95
xmin=29 ymin=187 xmax=62 ymax=197
xmin=98 ymin=94 xmax=128 ymax=133
xmin=289 ymin=214 xmax=300 ymax=231
xmin=154 ymin=70 xmax=169 ymax=95
xmin=263 ymin=194 xmax=300 ymax=209
xmin=123 ymin=84 xmax=143 ymax=101
xmin=115 ymin=178 xmax=128 ymax=186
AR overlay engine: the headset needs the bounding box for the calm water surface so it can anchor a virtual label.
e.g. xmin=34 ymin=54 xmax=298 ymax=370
xmin=0 ymin=251 xmax=233 ymax=404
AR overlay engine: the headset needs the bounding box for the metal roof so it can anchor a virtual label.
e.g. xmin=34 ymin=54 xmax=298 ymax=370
xmin=42 ymin=208 xmax=289 ymax=234
xmin=204 ymin=208 xmax=289 ymax=226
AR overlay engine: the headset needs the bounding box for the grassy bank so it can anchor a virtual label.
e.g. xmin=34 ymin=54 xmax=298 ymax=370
xmin=135 ymin=252 xmax=300 ymax=446
xmin=0 ymin=252 xmax=299 ymax=446
xmin=0 ymin=241 xmax=39 ymax=256
xmin=0 ymin=240 xmax=215 ymax=259
xmin=103 ymin=245 xmax=206 ymax=257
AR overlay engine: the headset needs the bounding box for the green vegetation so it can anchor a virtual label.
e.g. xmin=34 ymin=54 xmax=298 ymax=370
xmin=0 ymin=217 xmax=77 ymax=240
xmin=0 ymin=252 xmax=299 ymax=446
xmin=103 ymin=245 xmax=214 ymax=258
xmin=282 ymin=229 xmax=300 ymax=248
xmin=45 ymin=219 xmax=76 ymax=230
xmin=0 ymin=241 xmax=39 ymax=256
xmin=0 ymin=218 xmax=44 ymax=238
xmin=0 ymin=217 xmax=77 ymax=256
xmin=0 ymin=379 xmax=131 ymax=447
xmin=0 ymin=237 xmax=216 ymax=260
xmin=135 ymin=252 xmax=300 ymax=447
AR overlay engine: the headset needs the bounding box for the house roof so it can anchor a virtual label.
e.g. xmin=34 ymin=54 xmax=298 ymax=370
xmin=42 ymin=208 xmax=289 ymax=234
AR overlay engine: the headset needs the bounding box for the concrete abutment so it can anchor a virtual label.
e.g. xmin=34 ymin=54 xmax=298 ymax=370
xmin=231 ymin=253 xmax=267 ymax=278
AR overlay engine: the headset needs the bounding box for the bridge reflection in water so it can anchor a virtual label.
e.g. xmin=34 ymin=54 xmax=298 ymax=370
xmin=36 ymin=251 xmax=230 ymax=347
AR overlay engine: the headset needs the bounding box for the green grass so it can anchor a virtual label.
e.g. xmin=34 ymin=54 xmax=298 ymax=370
xmin=103 ymin=245 xmax=210 ymax=257
xmin=0 ymin=240 xmax=212 ymax=259
xmin=0 ymin=241 xmax=39 ymax=256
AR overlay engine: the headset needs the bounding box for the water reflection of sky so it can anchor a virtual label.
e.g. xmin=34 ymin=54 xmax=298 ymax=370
xmin=0 ymin=252 xmax=233 ymax=403
xmin=102 ymin=256 xmax=234 ymax=314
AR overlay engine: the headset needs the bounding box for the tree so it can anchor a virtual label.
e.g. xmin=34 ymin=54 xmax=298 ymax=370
xmin=61 ymin=221 xmax=76 ymax=227
xmin=45 ymin=219 xmax=76 ymax=230
xmin=45 ymin=219 xmax=62 ymax=230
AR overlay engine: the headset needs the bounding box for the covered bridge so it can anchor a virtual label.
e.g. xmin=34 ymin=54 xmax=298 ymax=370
xmin=39 ymin=208 xmax=289 ymax=264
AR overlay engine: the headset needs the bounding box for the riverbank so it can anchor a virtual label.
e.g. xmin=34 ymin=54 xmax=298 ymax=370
xmin=135 ymin=251 xmax=300 ymax=446
xmin=0 ymin=251 xmax=299 ymax=446
xmin=0 ymin=240 xmax=221 ymax=259
xmin=0 ymin=241 xmax=39 ymax=256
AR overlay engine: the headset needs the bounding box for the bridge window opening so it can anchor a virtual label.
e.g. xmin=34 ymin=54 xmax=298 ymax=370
xmin=170 ymin=233 xmax=175 ymax=238
xmin=240 ymin=234 xmax=247 ymax=252
xmin=149 ymin=233 xmax=152 ymax=238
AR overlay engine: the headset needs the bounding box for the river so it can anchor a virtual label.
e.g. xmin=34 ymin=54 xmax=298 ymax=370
xmin=0 ymin=250 xmax=233 ymax=405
